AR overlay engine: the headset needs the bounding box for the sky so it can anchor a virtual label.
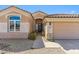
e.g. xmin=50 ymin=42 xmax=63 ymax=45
xmin=0 ymin=5 xmax=79 ymax=14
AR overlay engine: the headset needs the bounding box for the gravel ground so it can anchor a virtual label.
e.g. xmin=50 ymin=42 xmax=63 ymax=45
xmin=0 ymin=38 xmax=65 ymax=54
xmin=0 ymin=39 xmax=65 ymax=54
xmin=0 ymin=39 xmax=34 ymax=54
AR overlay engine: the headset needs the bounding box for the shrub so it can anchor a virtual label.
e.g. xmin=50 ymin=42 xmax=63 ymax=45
xmin=28 ymin=32 xmax=36 ymax=40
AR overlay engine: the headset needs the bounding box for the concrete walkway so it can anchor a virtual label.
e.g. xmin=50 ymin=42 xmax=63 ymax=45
xmin=32 ymin=35 xmax=65 ymax=54
xmin=33 ymin=35 xmax=64 ymax=49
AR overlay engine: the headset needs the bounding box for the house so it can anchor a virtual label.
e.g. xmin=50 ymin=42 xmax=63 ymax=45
xmin=0 ymin=6 xmax=79 ymax=40
xmin=0 ymin=6 xmax=47 ymax=39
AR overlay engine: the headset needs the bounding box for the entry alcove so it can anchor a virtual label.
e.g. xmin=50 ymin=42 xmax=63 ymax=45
xmin=35 ymin=18 xmax=44 ymax=33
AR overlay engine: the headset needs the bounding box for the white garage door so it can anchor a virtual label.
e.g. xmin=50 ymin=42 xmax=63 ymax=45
xmin=54 ymin=23 xmax=79 ymax=39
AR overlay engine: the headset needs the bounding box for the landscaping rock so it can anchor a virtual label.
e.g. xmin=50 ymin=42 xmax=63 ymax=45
xmin=32 ymin=36 xmax=45 ymax=49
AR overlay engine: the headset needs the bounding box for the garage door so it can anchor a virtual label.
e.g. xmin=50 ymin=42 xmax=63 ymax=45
xmin=54 ymin=22 xmax=79 ymax=39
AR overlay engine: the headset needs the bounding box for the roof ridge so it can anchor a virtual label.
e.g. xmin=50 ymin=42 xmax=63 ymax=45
xmin=0 ymin=6 xmax=32 ymax=14
xmin=33 ymin=11 xmax=48 ymax=15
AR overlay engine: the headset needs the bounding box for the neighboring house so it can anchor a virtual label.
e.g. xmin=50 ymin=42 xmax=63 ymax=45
xmin=0 ymin=6 xmax=79 ymax=40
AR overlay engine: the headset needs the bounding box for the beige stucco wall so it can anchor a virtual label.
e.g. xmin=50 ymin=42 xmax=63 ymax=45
xmin=0 ymin=11 xmax=34 ymax=32
xmin=32 ymin=12 xmax=47 ymax=19
xmin=0 ymin=32 xmax=28 ymax=39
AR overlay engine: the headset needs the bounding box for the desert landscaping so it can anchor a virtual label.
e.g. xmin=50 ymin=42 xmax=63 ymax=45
xmin=0 ymin=36 xmax=65 ymax=54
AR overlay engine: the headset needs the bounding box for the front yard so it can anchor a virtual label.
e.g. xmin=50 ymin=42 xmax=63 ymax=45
xmin=0 ymin=39 xmax=34 ymax=53
xmin=0 ymin=38 xmax=65 ymax=54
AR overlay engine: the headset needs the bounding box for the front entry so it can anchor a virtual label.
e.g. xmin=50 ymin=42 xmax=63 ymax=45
xmin=35 ymin=18 xmax=43 ymax=33
xmin=38 ymin=23 xmax=42 ymax=32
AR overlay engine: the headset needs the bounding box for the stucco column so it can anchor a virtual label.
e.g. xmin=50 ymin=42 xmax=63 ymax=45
xmin=45 ymin=22 xmax=53 ymax=40
xmin=48 ymin=23 xmax=53 ymax=40
xmin=45 ymin=23 xmax=48 ymax=39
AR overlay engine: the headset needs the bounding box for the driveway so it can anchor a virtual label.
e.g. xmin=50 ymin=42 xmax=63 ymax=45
xmin=55 ymin=39 xmax=79 ymax=53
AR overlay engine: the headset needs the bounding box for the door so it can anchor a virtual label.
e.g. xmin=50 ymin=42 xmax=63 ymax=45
xmin=38 ymin=23 xmax=42 ymax=32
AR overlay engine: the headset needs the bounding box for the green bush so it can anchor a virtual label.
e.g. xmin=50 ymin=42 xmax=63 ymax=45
xmin=28 ymin=32 xmax=36 ymax=40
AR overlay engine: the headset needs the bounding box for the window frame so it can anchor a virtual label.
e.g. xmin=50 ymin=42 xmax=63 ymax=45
xmin=8 ymin=15 xmax=21 ymax=32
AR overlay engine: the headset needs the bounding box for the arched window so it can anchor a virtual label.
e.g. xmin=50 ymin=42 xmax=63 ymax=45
xmin=9 ymin=15 xmax=21 ymax=32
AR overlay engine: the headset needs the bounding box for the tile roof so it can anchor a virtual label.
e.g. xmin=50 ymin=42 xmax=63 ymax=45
xmin=45 ymin=14 xmax=79 ymax=18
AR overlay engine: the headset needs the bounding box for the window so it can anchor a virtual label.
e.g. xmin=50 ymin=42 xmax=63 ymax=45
xmin=10 ymin=21 xmax=14 ymax=31
xmin=9 ymin=16 xmax=20 ymax=32
xmin=16 ymin=21 xmax=20 ymax=31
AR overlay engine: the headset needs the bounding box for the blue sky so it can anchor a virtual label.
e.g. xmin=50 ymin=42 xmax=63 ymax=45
xmin=0 ymin=5 xmax=79 ymax=14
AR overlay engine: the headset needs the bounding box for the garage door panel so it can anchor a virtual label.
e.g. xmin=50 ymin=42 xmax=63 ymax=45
xmin=54 ymin=23 xmax=79 ymax=39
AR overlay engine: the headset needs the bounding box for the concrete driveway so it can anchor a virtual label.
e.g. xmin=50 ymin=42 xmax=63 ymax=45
xmin=55 ymin=39 xmax=79 ymax=53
